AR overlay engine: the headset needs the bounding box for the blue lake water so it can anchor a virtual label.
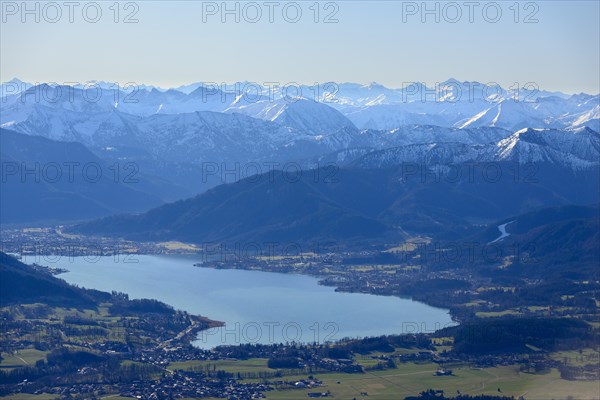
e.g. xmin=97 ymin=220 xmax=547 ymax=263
xmin=53 ymin=254 xmax=455 ymax=349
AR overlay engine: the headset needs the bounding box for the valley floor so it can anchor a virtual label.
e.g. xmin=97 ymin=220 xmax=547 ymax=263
xmin=4 ymin=361 xmax=599 ymax=400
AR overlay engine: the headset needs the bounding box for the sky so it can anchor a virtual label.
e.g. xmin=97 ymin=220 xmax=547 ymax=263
xmin=1 ymin=1 xmax=599 ymax=93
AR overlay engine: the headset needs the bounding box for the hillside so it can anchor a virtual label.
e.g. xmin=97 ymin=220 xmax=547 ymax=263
xmin=72 ymin=164 xmax=600 ymax=244
xmin=0 ymin=129 xmax=189 ymax=224
xmin=468 ymin=204 xmax=600 ymax=280
xmin=0 ymin=252 xmax=108 ymax=307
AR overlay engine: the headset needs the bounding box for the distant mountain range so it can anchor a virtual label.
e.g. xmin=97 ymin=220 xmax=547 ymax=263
xmin=1 ymin=83 xmax=597 ymax=173
xmin=1 ymin=79 xmax=598 ymax=227
xmin=3 ymin=79 xmax=597 ymax=131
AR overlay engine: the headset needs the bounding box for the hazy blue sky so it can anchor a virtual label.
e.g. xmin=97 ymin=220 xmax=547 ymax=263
xmin=1 ymin=1 xmax=599 ymax=93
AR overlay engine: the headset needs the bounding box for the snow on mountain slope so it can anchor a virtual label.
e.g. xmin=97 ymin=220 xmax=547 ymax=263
xmin=458 ymin=95 xmax=600 ymax=131
xmin=3 ymin=81 xmax=598 ymax=133
xmin=318 ymin=82 xmax=408 ymax=108
xmin=568 ymin=104 xmax=600 ymax=131
xmin=1 ymin=103 xmax=363 ymax=165
xmin=0 ymin=83 xmax=238 ymax=122
xmin=226 ymin=98 xmax=356 ymax=135
xmin=3 ymin=106 xmax=299 ymax=162
xmin=351 ymin=127 xmax=600 ymax=170
xmin=344 ymin=105 xmax=452 ymax=130
xmin=492 ymin=127 xmax=600 ymax=168
xmin=366 ymin=125 xmax=512 ymax=148
xmin=351 ymin=142 xmax=484 ymax=168
xmin=2 ymin=80 xmax=599 ymax=175
xmin=457 ymin=100 xmax=552 ymax=131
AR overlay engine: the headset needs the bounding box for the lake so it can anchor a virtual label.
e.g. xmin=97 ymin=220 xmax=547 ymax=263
xmin=51 ymin=254 xmax=455 ymax=349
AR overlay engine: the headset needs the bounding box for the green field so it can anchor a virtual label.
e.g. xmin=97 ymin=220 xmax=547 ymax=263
xmin=169 ymin=357 xmax=273 ymax=374
xmin=167 ymin=357 xmax=599 ymax=400
xmin=549 ymin=348 xmax=600 ymax=367
xmin=0 ymin=394 xmax=58 ymax=400
xmin=0 ymin=348 xmax=48 ymax=370
xmin=263 ymin=363 xmax=600 ymax=400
